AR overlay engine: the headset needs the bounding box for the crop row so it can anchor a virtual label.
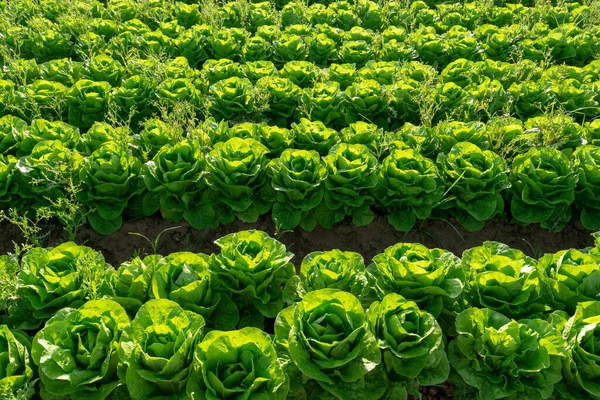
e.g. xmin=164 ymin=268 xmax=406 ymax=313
xmin=1 ymin=230 xmax=600 ymax=399
xmin=1 ymin=56 xmax=599 ymax=133
xmin=2 ymin=113 xmax=600 ymax=234
xmin=2 ymin=0 xmax=599 ymax=68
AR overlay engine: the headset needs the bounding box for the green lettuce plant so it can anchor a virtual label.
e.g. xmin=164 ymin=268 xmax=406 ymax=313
xmin=66 ymin=79 xmax=112 ymax=129
xmin=344 ymin=79 xmax=386 ymax=124
xmin=284 ymin=250 xmax=368 ymax=304
xmin=448 ymin=307 xmax=565 ymax=400
xmin=316 ymin=143 xmax=379 ymax=228
xmin=78 ymin=142 xmax=144 ymax=235
xmin=0 ymin=115 xmax=27 ymax=155
xmin=274 ymin=289 xmax=386 ymax=400
xmin=291 ymin=118 xmax=340 ymax=156
xmin=0 ymin=325 xmax=33 ymax=398
xmin=540 ymin=249 xmax=600 ymax=315
xmin=375 ymin=149 xmax=445 ymax=232
xmin=557 ymin=301 xmax=600 ymax=399
xmin=204 ymin=138 xmax=272 ymax=226
xmin=109 ymin=74 xmax=157 ymax=126
xmin=0 ymin=155 xmax=18 ymax=209
xmin=367 ymin=243 xmax=463 ymax=318
xmin=210 ymin=230 xmax=294 ymax=328
xmin=324 ymin=63 xmax=357 ymax=90
xmin=510 ymin=147 xmax=578 ymax=232
xmin=80 ymin=55 xmax=123 ymax=87
xmin=278 ymin=61 xmax=319 ymax=88
xmin=16 ymin=242 xmax=113 ymax=329
xmin=461 ymin=241 xmax=547 ymax=319
xmin=299 ymin=81 xmax=347 ymax=126
xmin=255 ymin=77 xmax=301 ymax=121
xmin=240 ymin=60 xmax=277 ymax=83
xmin=273 ymin=33 xmax=308 ymax=64
xmin=241 ymin=36 xmax=273 ymax=62
xmin=208 ymin=77 xmax=254 ymax=120
xmin=142 ymin=140 xmax=213 ymax=227
xmin=187 ymin=327 xmax=288 ymax=400
xmin=573 ymin=145 xmax=600 ymax=229
xmin=109 ymin=255 xmax=159 ymax=317
xmin=118 ymin=299 xmax=205 ymax=400
xmin=31 ymin=300 xmax=130 ymax=400
xmin=268 ymin=149 xmax=328 ymax=230
xmin=434 ymin=121 xmax=489 ymax=154
xmin=339 ymin=121 xmax=383 ymax=154
xmin=15 ymin=140 xmax=82 ymax=207
xmin=18 ymin=119 xmax=80 ymax=156
xmin=367 ymin=294 xmax=449 ymax=399
xmin=436 ymin=142 xmax=510 ymax=231
xmin=150 ymin=252 xmax=239 ymax=331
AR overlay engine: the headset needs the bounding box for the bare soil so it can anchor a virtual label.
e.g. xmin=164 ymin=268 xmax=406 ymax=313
xmin=1 ymin=213 xmax=595 ymax=266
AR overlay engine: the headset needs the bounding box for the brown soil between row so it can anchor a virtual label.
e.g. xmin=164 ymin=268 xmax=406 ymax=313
xmin=1 ymin=214 xmax=594 ymax=266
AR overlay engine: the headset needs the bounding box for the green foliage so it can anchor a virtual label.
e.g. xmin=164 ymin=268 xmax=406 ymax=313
xmin=150 ymin=252 xmax=239 ymax=331
xmin=204 ymin=137 xmax=272 ymax=225
xmin=367 ymin=243 xmax=463 ymax=318
xmin=284 ymin=250 xmax=368 ymax=305
xmin=269 ymin=149 xmax=327 ymax=230
xmin=375 ymin=149 xmax=444 ymax=232
xmin=510 ymin=148 xmax=578 ymax=232
xmin=210 ymin=230 xmax=294 ymax=328
xmin=187 ymin=327 xmax=288 ymax=400
xmin=78 ymin=142 xmax=144 ymax=235
xmin=118 ymin=299 xmax=205 ymax=400
xmin=448 ymin=307 xmax=565 ymax=400
xmin=275 ymin=289 xmax=386 ymax=400
xmin=0 ymin=325 xmax=33 ymax=399
xmin=32 ymin=300 xmax=130 ymax=399
xmin=16 ymin=242 xmax=113 ymax=329
xmin=436 ymin=142 xmax=510 ymax=231
xmin=461 ymin=242 xmax=547 ymax=319
xmin=367 ymin=294 xmax=449 ymax=398
xmin=316 ymin=143 xmax=378 ymax=228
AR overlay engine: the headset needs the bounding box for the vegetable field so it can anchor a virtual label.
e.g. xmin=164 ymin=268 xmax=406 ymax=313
xmin=0 ymin=0 xmax=600 ymax=398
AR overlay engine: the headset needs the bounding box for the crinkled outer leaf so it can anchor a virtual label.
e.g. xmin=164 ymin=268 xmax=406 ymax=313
xmin=31 ymin=300 xmax=130 ymax=400
xmin=149 ymin=252 xmax=239 ymax=331
xmin=17 ymin=242 xmax=113 ymax=328
xmin=118 ymin=299 xmax=205 ymax=400
xmin=210 ymin=230 xmax=294 ymax=326
xmin=187 ymin=327 xmax=288 ymax=400
xmin=461 ymin=241 xmax=548 ymax=319
xmin=204 ymin=138 xmax=272 ymax=224
xmin=367 ymin=294 xmax=448 ymax=385
xmin=540 ymin=249 xmax=600 ymax=315
xmin=573 ymin=145 xmax=600 ymax=229
xmin=509 ymin=147 xmax=578 ymax=231
xmin=375 ymin=149 xmax=444 ymax=230
xmin=284 ymin=249 xmax=368 ymax=305
xmin=208 ymin=77 xmax=254 ymax=120
xmin=78 ymin=142 xmax=144 ymax=232
xmin=0 ymin=325 xmax=33 ymax=397
xmin=558 ymin=301 xmax=600 ymax=399
xmin=448 ymin=307 xmax=564 ymax=400
xmin=318 ymin=143 xmax=379 ymax=228
xmin=110 ymin=255 xmax=160 ymax=317
xmin=269 ymin=149 xmax=328 ymax=229
xmin=436 ymin=142 xmax=510 ymax=230
xmin=277 ymin=288 xmax=385 ymax=400
xmin=367 ymin=243 xmax=463 ymax=318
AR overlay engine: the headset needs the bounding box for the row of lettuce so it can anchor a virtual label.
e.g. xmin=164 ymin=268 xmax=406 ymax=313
xmin=1 ymin=113 xmax=600 ymax=233
xmin=2 ymin=56 xmax=599 ymax=132
xmin=2 ymin=0 xmax=599 ymax=68
xmin=2 ymin=230 xmax=600 ymax=399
